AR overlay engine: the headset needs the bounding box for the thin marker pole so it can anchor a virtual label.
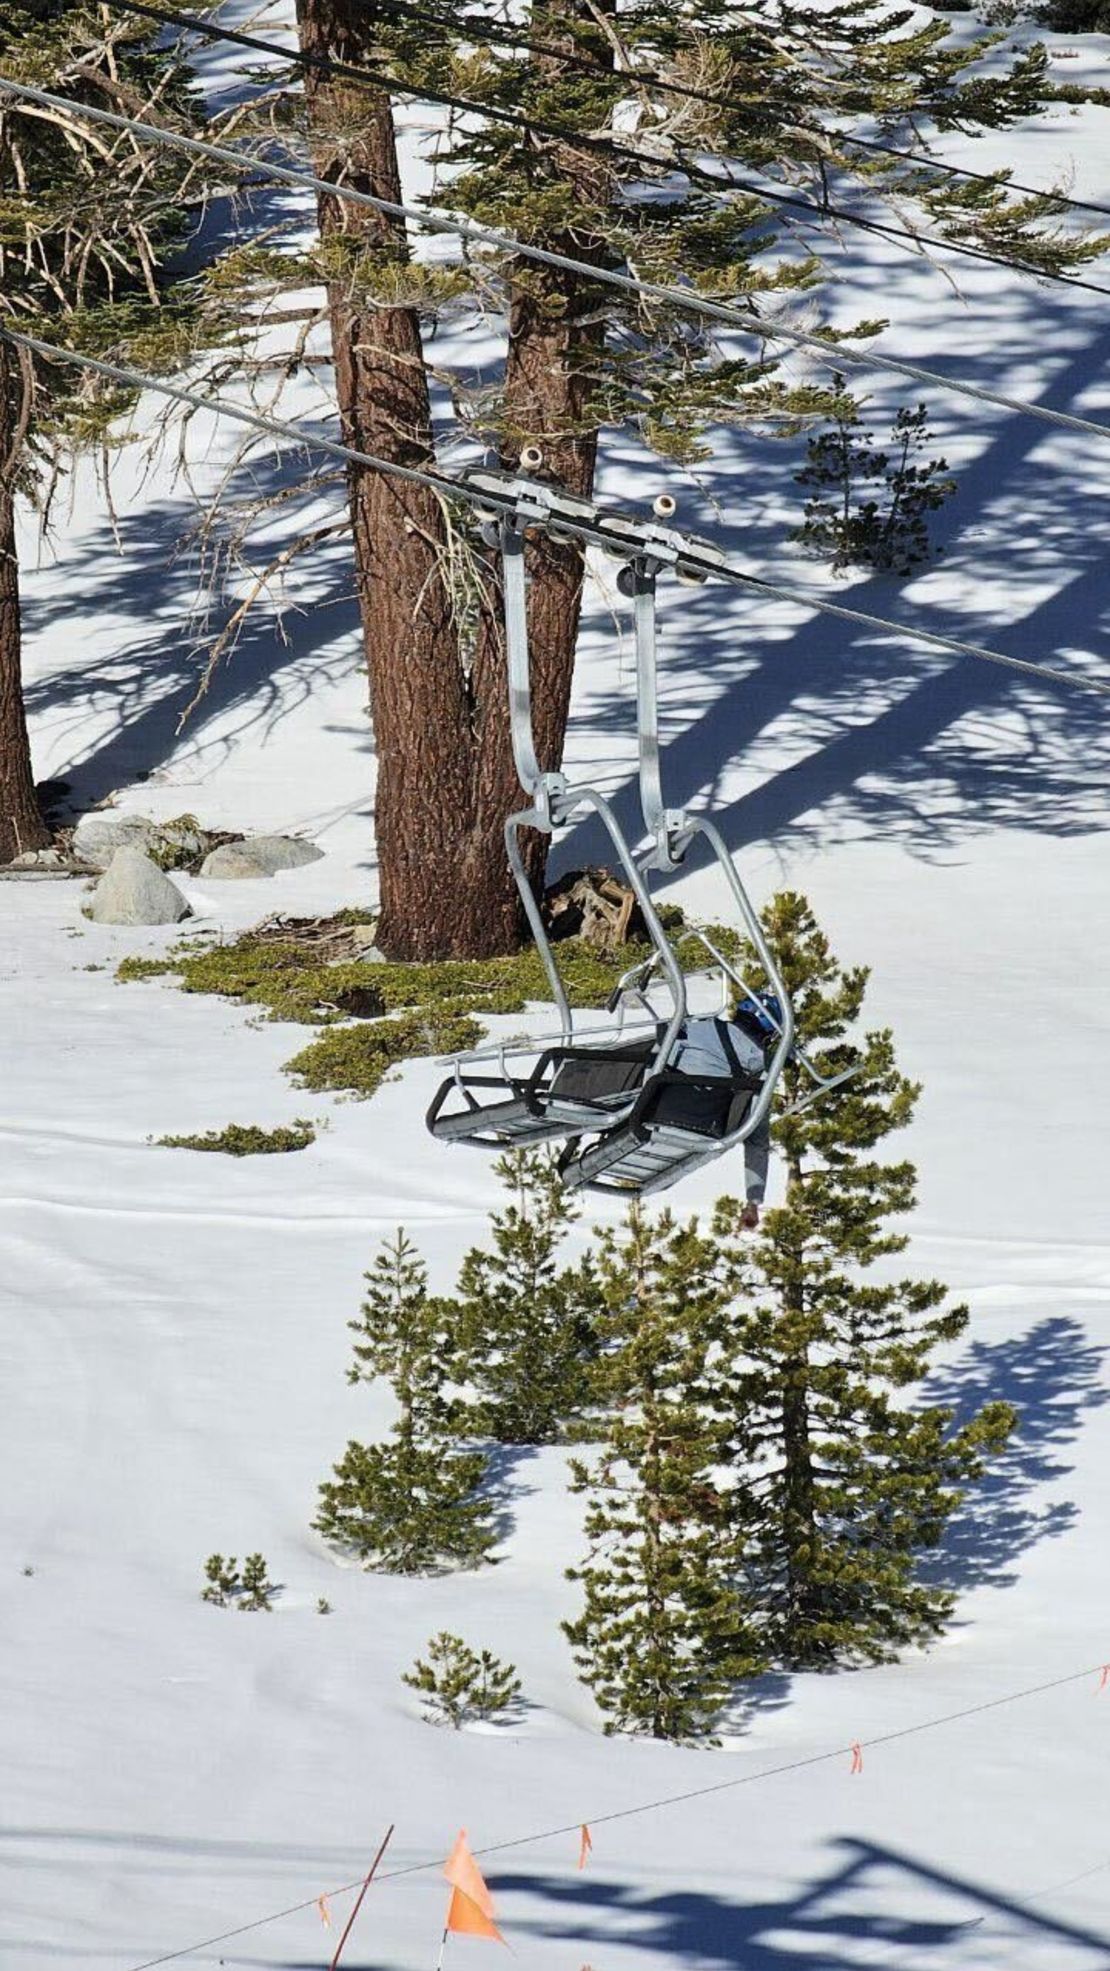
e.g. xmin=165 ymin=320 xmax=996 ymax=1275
xmin=329 ymin=1823 xmax=395 ymax=1971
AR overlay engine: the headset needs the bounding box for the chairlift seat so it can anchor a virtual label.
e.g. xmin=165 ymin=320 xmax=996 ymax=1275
xmin=558 ymin=1059 xmax=764 ymax=1196
xmin=426 ymin=1034 xmax=658 ymax=1149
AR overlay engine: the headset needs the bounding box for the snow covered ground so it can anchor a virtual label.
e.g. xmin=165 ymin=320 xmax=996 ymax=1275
xmin=3 ymin=22 xmax=1110 ymax=1971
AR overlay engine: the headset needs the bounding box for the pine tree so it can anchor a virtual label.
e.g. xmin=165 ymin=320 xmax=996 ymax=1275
xmin=714 ymin=894 xmax=1015 ymax=1668
xmin=185 ymin=1 xmax=1103 ymax=955
xmin=0 ymin=4 xmax=205 ymax=862
xmin=449 ymin=1151 xmax=602 ymax=1445
xmin=794 ymin=376 xmax=957 ymax=574
xmin=403 ymin=1632 xmax=522 ymax=1727
xmin=564 ymin=1206 xmax=763 ymax=1743
xmin=314 ymin=1231 xmax=497 ymax=1573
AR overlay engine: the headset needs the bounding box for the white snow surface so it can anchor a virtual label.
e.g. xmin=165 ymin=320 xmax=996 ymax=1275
xmin=3 ymin=22 xmax=1110 ymax=1970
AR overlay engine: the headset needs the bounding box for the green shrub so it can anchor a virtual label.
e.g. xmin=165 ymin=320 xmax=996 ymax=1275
xmin=403 ymin=1632 xmax=522 ymax=1727
xmin=157 ymin=1120 xmax=316 ymax=1155
xmin=287 ymin=1011 xmax=483 ymax=1098
xmin=117 ymin=906 xmax=743 ymax=1101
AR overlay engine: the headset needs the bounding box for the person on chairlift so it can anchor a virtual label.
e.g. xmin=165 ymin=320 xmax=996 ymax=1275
xmin=667 ymin=992 xmax=779 ymax=1225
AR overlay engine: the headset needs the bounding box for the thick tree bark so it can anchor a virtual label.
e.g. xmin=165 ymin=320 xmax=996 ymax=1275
xmin=0 ymin=343 xmax=48 ymax=865
xmin=296 ymin=0 xmax=616 ymax=957
xmin=780 ymin=1158 xmax=818 ymax=1662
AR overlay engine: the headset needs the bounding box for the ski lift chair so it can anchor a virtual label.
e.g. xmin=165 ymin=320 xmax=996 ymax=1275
xmin=426 ymin=472 xmax=856 ymax=1187
xmin=426 ymin=485 xmax=692 ymax=1154
xmin=556 ymin=548 xmax=858 ymax=1195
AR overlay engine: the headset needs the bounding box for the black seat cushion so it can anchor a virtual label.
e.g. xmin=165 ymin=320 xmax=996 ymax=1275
xmin=546 ymin=1036 xmax=657 ymax=1104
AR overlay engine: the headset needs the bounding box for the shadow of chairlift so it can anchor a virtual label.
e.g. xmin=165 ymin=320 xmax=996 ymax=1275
xmin=425 ymin=460 xmax=857 ymax=1196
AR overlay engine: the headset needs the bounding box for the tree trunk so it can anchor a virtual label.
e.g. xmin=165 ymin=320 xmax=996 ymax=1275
xmin=780 ymin=1155 xmax=818 ymax=1662
xmin=0 ymin=343 xmax=48 ymax=865
xmin=296 ymin=0 xmax=619 ymax=956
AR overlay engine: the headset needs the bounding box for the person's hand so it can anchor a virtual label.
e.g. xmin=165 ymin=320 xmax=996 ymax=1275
xmin=740 ymin=1200 xmax=760 ymax=1230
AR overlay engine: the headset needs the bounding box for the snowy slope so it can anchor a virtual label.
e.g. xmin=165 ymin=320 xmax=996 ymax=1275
xmin=3 ymin=23 xmax=1110 ymax=1971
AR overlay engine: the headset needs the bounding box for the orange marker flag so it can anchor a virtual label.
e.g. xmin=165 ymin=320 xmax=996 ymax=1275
xmin=849 ymin=1742 xmax=863 ymax=1775
xmin=578 ymin=1825 xmax=593 ymax=1871
xmin=443 ymin=1830 xmax=505 ymax=1945
xmin=1098 ymin=1665 xmax=1110 ymax=1693
xmin=317 ymin=1894 xmax=332 ymax=1928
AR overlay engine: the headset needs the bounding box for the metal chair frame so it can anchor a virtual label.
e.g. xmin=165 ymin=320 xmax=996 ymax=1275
xmin=427 ymin=477 xmax=858 ymax=1181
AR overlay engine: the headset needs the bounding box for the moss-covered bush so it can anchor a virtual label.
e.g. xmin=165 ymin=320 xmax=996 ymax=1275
xmin=117 ymin=907 xmax=743 ymax=1101
xmin=157 ymin=1120 xmax=316 ymax=1155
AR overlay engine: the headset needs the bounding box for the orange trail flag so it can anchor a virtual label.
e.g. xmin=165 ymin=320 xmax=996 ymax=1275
xmin=578 ymin=1825 xmax=593 ymax=1871
xmin=443 ymin=1830 xmax=505 ymax=1946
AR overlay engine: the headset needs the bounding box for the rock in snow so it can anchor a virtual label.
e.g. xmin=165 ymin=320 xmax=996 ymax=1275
xmin=199 ymin=834 xmax=324 ymax=878
xmin=72 ymin=813 xmax=156 ymax=869
xmin=87 ymin=847 xmax=191 ymax=925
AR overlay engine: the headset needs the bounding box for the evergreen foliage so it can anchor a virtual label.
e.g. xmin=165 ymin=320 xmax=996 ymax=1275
xmin=157 ymin=1120 xmax=316 ymax=1155
xmin=315 ymin=1438 xmax=495 ymax=1574
xmin=564 ymin=1207 xmax=763 ymax=1743
xmin=448 ymin=1151 xmax=602 ymax=1444
xmin=238 ymin=1554 xmax=276 ymax=1610
xmin=201 ymin=1552 xmax=276 ymax=1608
xmin=793 ymin=378 xmax=957 ymax=573
xmin=314 ymin=1232 xmax=497 ymax=1574
xmin=715 ymin=894 xmax=1016 ymax=1667
xmin=200 ymin=1554 xmax=240 ymax=1606
xmin=0 ymin=3 xmax=209 ymax=457
xmin=403 ymin=1632 xmax=522 ymax=1727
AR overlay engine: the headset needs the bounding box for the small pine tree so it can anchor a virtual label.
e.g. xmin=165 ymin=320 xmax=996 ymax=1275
xmin=449 ymin=1151 xmax=602 ymax=1444
xmin=716 ymin=894 xmax=1015 ymax=1668
xmin=238 ymin=1554 xmax=276 ymax=1611
xmin=564 ymin=1208 xmax=763 ymax=1744
xmin=315 ymin=1439 xmax=496 ymax=1574
xmin=201 ymin=1555 xmax=240 ymax=1606
xmin=794 ymin=377 xmax=957 ymax=574
xmin=315 ymin=1230 xmax=496 ymax=1574
xmin=403 ymin=1632 xmax=522 ymax=1728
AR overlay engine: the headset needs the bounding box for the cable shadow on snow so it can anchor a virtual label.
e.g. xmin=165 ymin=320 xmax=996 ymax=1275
xmin=492 ymin=1836 xmax=1110 ymax=1971
xmin=919 ymin=1316 xmax=1107 ymax=1595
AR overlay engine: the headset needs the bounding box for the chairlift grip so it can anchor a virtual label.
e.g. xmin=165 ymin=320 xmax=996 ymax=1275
xmin=632 ymin=557 xmax=694 ymax=871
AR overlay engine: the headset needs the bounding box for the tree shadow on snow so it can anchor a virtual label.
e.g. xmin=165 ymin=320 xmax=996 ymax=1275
xmin=23 ymin=456 xmax=368 ymax=818
xmin=922 ymin=1316 xmax=1107 ymax=1593
xmin=557 ymin=294 xmax=1110 ymax=874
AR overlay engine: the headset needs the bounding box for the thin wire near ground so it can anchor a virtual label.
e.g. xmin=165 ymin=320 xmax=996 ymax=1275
xmin=97 ymin=0 xmax=1110 ymax=301
xmin=2 ymin=74 xmax=1110 ymax=455
xmin=5 ymin=323 xmax=1109 ymax=704
xmin=120 ymin=1657 xmax=1110 ymax=1971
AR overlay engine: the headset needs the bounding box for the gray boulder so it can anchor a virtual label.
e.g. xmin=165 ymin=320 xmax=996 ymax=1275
xmin=243 ymin=833 xmax=324 ymax=873
xmin=10 ymin=847 xmax=66 ymax=869
xmin=198 ymin=841 xmax=274 ymax=880
xmin=199 ymin=833 xmax=323 ymax=879
xmin=72 ymin=812 xmax=155 ymax=870
xmin=87 ymin=847 xmax=191 ymax=925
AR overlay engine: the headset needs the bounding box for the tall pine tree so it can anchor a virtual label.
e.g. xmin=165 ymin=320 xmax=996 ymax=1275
xmin=713 ymin=894 xmax=1014 ymax=1667
xmin=315 ymin=1230 xmax=496 ymax=1572
xmin=565 ymin=1206 xmax=762 ymax=1742
xmin=0 ymin=2 xmax=204 ymax=861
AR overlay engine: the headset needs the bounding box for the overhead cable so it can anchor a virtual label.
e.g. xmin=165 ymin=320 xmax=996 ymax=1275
xmin=3 ymin=75 xmax=1110 ymax=454
xmin=96 ymin=0 xmax=1110 ymax=300
xmin=219 ymin=0 xmax=1110 ymax=222
xmin=375 ymin=0 xmax=1110 ymax=222
xmin=4 ymin=322 xmax=1109 ymax=705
